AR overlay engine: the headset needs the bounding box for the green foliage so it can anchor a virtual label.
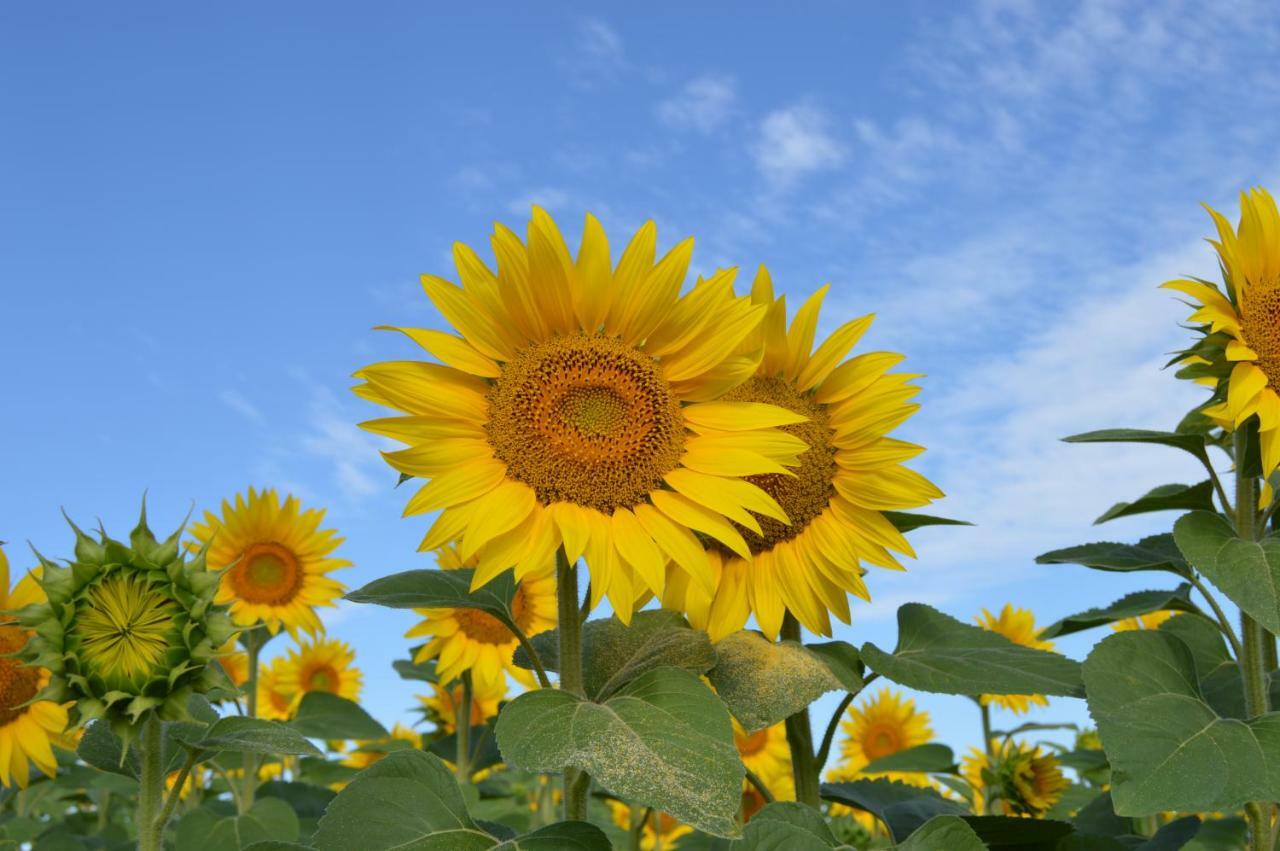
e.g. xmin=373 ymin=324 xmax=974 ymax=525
xmin=496 ymin=666 xmax=744 ymax=837
xmin=859 ymin=743 xmax=956 ymax=774
xmin=732 ymin=802 xmax=843 ymax=850
xmin=290 ymin=692 xmax=387 ymax=740
xmin=897 ymin=816 xmax=986 ymax=850
xmin=1061 ymin=429 xmax=1211 ymax=465
xmin=1094 ymin=482 xmax=1216 ymax=525
xmin=820 ymin=778 xmax=967 ymax=842
xmin=178 ymin=717 xmax=322 ymax=758
xmin=1174 ymin=510 xmax=1280 ymax=633
xmin=1038 ymin=586 xmax=1199 ymax=639
xmin=175 ymin=799 xmax=300 ymax=850
xmin=707 ymin=630 xmax=841 ymax=731
xmin=1036 ymin=534 xmax=1190 ymax=576
xmin=345 ymin=568 xmax=522 ymax=638
xmin=860 ymin=603 xmax=1083 ymax=697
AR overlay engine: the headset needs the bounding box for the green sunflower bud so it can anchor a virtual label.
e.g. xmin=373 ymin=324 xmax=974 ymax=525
xmin=16 ymin=502 xmax=238 ymax=751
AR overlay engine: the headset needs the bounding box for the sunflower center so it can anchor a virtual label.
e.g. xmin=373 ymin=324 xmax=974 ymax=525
xmin=1242 ymin=287 xmax=1280 ymax=389
xmin=735 ymin=727 xmax=770 ymax=757
xmin=0 ymin=626 xmax=39 ymax=726
xmin=862 ymin=724 xmax=903 ymax=761
xmin=453 ymin=586 xmax=526 ymax=646
xmin=231 ymin=542 xmax=304 ymax=606
xmin=304 ymin=664 xmax=340 ymax=693
xmin=721 ymin=376 xmax=837 ymax=553
xmin=486 ymin=334 xmax=685 ymax=512
xmin=73 ymin=574 xmax=178 ymax=690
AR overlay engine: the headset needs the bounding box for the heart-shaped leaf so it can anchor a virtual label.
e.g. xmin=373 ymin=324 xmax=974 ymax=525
xmin=1038 ymin=586 xmax=1199 ymax=639
xmin=820 ymin=778 xmax=968 ymax=842
xmin=898 ymin=816 xmax=986 ymax=850
xmin=177 ymin=717 xmax=322 ymax=757
xmin=290 ymin=692 xmax=387 ymax=741
xmin=1174 ymin=510 xmax=1280 ymax=634
xmin=708 ymin=631 xmax=841 ymax=732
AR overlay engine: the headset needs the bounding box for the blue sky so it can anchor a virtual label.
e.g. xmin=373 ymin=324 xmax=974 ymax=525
xmin=4 ymin=0 xmax=1280 ymax=764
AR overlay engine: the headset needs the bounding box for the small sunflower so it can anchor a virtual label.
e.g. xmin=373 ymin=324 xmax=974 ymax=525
xmin=975 ymin=605 xmax=1053 ymax=714
xmin=1111 ymin=610 xmax=1175 ymax=632
xmin=406 ymin=545 xmax=557 ymax=692
xmin=0 ymin=547 xmax=68 ymax=788
xmin=963 ymin=740 xmax=1068 ymax=818
xmin=356 ymin=209 xmax=810 ymax=620
xmin=662 ymin=269 xmax=942 ymax=638
xmin=1165 ymin=188 xmax=1280 ymax=504
xmin=274 ymin=637 xmax=362 ymax=710
xmin=189 ymin=487 xmax=351 ymax=637
xmin=418 ymin=677 xmax=506 ymax=735
xmin=215 ymin=639 xmax=250 ymax=690
xmin=256 ymin=656 xmax=297 ymax=721
xmin=341 ymin=723 xmax=421 ymax=772
xmin=734 ymin=719 xmax=791 ymax=787
xmin=607 ymin=801 xmax=693 ymax=850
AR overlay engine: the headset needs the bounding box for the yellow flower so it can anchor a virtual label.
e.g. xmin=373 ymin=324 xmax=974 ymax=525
xmin=963 ymin=740 xmax=1068 ymax=818
xmin=215 ymin=639 xmax=250 ymax=689
xmin=190 ymin=487 xmax=351 ymax=637
xmin=355 ymin=209 xmax=808 ymax=620
xmin=256 ymin=656 xmax=297 ymax=721
xmin=608 ymin=801 xmax=694 ymax=850
xmin=418 ymin=677 xmax=506 ymax=735
xmin=0 ymin=547 xmax=67 ymax=788
xmin=734 ymin=719 xmax=791 ymax=788
xmin=274 ymin=637 xmax=362 ymax=711
xmin=1111 ymin=610 xmax=1174 ymax=632
xmin=662 ymin=269 xmax=941 ymax=638
xmin=341 ymin=723 xmax=421 ymax=771
xmin=406 ymin=546 xmax=557 ymax=692
xmin=1165 ymin=188 xmax=1280 ymax=505
xmin=975 ymin=605 xmax=1053 ymax=714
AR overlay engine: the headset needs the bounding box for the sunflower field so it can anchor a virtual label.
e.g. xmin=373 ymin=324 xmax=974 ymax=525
xmin=0 ymin=194 xmax=1277 ymax=851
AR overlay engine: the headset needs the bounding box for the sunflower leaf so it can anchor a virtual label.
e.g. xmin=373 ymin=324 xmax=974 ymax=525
xmin=820 ymin=778 xmax=967 ymax=842
xmin=882 ymin=512 xmax=972 ymax=533
xmin=1037 ymin=585 xmax=1199 ymax=639
xmin=805 ymin=640 xmax=864 ymax=692
xmin=345 ymin=568 xmax=520 ymax=633
xmin=183 ymin=716 xmax=323 ymax=757
xmin=897 ymin=816 xmax=986 ymax=851
xmin=1036 ymin=534 xmax=1190 ymax=576
xmin=175 ymin=798 xmax=301 ymax=851
xmin=290 ymin=692 xmax=387 ymax=741
xmin=707 ymin=631 xmax=841 ymax=732
xmin=1062 ymin=429 xmax=1211 ymax=464
xmin=732 ymin=802 xmax=840 ymax=850
xmin=1082 ymin=629 xmax=1280 ymax=815
xmin=859 ymin=604 xmax=1083 ymax=698
xmin=1094 ymin=481 xmax=1216 ymax=525
xmin=495 ymin=667 xmax=744 ymax=838
xmin=860 ymin=743 xmax=956 ymax=775
xmin=1173 ymin=510 xmax=1280 ymax=634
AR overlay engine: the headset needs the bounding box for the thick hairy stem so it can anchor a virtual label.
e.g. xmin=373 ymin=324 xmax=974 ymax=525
xmin=154 ymin=748 xmax=201 ymax=843
xmin=240 ymin=629 xmax=264 ymax=814
xmin=136 ymin=716 xmax=165 ymax=851
xmin=979 ymin=700 xmax=997 ymax=816
xmin=456 ymin=672 xmax=473 ymax=784
xmin=556 ymin=548 xmax=589 ymax=820
xmin=779 ymin=615 xmax=821 ymax=808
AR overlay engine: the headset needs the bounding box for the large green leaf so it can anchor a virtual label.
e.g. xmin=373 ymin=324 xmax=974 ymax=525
xmin=731 ymin=802 xmax=839 ymax=850
xmin=708 ymin=631 xmax=841 ymax=732
xmin=1095 ymin=482 xmax=1217 ymax=525
xmin=496 ymin=666 xmax=744 ymax=837
xmin=1174 ymin=510 xmax=1280 ymax=634
xmin=859 ymin=604 xmax=1083 ymax=697
xmin=860 ymin=743 xmax=956 ymax=774
xmin=76 ymin=718 xmax=202 ymax=778
xmin=346 ymin=568 xmax=520 ymax=633
xmin=490 ymin=821 xmax=610 ymax=850
xmin=1062 ymin=429 xmax=1210 ymax=464
xmin=177 ymin=717 xmax=322 ymax=757
xmin=175 ymin=799 xmax=300 ymax=851
xmin=820 ymin=778 xmax=967 ymax=842
xmin=514 ymin=610 xmax=715 ymax=700
xmin=1083 ymin=629 xmax=1280 ymax=815
xmin=290 ymin=692 xmax=387 ymax=740
xmin=805 ymin=641 xmax=864 ymax=692
xmin=963 ymin=815 xmax=1074 ymax=847
xmin=898 ymin=816 xmax=985 ymax=851
xmin=1037 ymin=534 xmax=1190 ymax=576
xmin=1038 ymin=586 xmax=1199 ymax=639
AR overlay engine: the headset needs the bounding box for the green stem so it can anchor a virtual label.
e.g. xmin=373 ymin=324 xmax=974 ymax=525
xmin=240 ymin=629 xmax=264 ymax=815
xmin=136 ymin=716 xmax=165 ymax=851
xmin=627 ymin=804 xmax=647 ymax=851
xmin=456 ymin=672 xmax=473 ymax=784
xmin=510 ymin=623 xmax=552 ymax=689
xmin=556 ymin=548 xmax=589 ymax=821
xmin=779 ymin=614 xmax=820 ymax=808
xmin=979 ymin=700 xmax=996 ymax=816
xmin=1235 ymin=431 xmax=1272 ymax=851
xmin=1188 ymin=573 xmax=1245 ymax=660
xmin=154 ymin=748 xmax=201 ymax=843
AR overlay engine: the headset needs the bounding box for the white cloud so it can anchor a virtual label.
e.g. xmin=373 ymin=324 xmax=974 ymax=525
xmin=299 ymin=387 xmax=388 ymax=500
xmin=656 ymin=75 xmax=737 ymax=133
xmin=752 ymin=106 xmax=847 ymax=188
xmin=506 ymin=186 xmax=573 ymax=215
xmin=562 ymin=18 xmax=626 ymax=86
xmin=219 ymin=389 xmax=263 ymax=423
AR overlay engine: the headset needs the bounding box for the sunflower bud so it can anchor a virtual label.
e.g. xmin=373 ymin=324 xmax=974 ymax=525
xmin=16 ymin=504 xmax=237 ymax=749
xmin=988 ymin=742 xmax=1069 ymax=818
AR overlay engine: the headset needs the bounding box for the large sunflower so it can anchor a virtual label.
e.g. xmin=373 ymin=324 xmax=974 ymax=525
xmin=663 ymin=269 xmax=941 ymax=638
xmin=274 ymin=637 xmax=362 ymax=710
xmin=1165 ymin=189 xmax=1280 ymax=503
xmin=355 ymin=209 xmax=809 ymax=618
xmin=975 ymin=605 xmax=1053 ymax=714
xmin=406 ymin=545 xmax=556 ymax=692
xmin=0 ymin=547 xmax=67 ymax=788
xmin=189 ymin=488 xmax=350 ymax=637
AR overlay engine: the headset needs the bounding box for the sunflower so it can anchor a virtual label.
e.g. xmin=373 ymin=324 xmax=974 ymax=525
xmin=662 ymin=269 xmax=941 ymax=638
xmin=341 ymin=723 xmax=421 ymax=772
xmin=1165 ymin=188 xmax=1280 ymax=505
xmin=1111 ymin=610 xmax=1175 ymax=632
xmin=355 ymin=209 xmax=811 ymax=619
xmin=274 ymin=637 xmax=362 ymax=710
xmin=734 ymin=719 xmax=791 ymax=787
xmin=0 ymin=547 xmax=67 ymax=788
xmin=975 ymin=605 xmax=1053 ymax=714
xmin=406 ymin=546 xmax=557 ymax=692
xmin=215 ymin=639 xmax=249 ymax=690
xmin=256 ymin=656 xmax=296 ymax=721
xmin=607 ymin=802 xmax=694 ymax=850
xmin=963 ymin=740 xmax=1068 ymax=818
xmin=189 ymin=487 xmax=351 ymax=637
xmin=418 ymin=677 xmax=506 ymax=735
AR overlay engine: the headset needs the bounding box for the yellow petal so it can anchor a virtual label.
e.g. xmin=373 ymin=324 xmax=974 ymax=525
xmin=403 ymin=459 xmax=508 ymax=516
xmin=633 ymin=503 xmax=714 ymax=594
xmin=573 ymin=213 xmax=613 ymax=332
xmin=665 ymin=468 xmax=789 ymax=526
xmin=784 ymin=285 xmax=829 ymax=381
xmin=797 ymin=314 xmax=874 ymax=393
xmin=611 ymin=508 xmax=666 ymax=595
xmin=680 ymin=446 xmax=792 ymax=478
xmin=1228 ymin=362 xmax=1268 ymax=424
xmin=684 ymin=401 xmax=806 ymax=432
xmin=420 ymin=274 xmax=513 ymax=361
xmin=650 ymin=490 xmax=751 ymax=560
xmin=461 ymin=481 xmax=538 ymax=559
xmin=815 ymin=352 xmax=906 ymax=405
xmin=377 ymin=326 xmax=502 ymax=377
xmin=550 ymin=502 xmax=594 ymax=564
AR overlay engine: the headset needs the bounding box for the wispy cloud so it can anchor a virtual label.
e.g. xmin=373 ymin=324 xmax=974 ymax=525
xmin=655 ymin=74 xmax=736 ymax=133
xmin=506 ymin=186 xmax=574 ymax=215
xmin=562 ymin=18 xmax=627 ymax=87
xmin=300 ymin=387 xmax=387 ymax=499
xmin=752 ymin=105 xmax=847 ymax=188
xmin=219 ymin=389 xmax=263 ymax=424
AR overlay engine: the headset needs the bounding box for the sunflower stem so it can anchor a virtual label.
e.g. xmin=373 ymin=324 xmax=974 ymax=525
xmin=555 ymin=548 xmax=589 ymax=821
xmin=240 ymin=627 xmax=264 ymax=815
xmin=136 ymin=715 xmax=165 ymax=851
xmin=979 ymin=700 xmax=996 ymax=816
xmin=779 ymin=614 xmax=821 ymax=808
xmin=154 ymin=747 xmax=201 ymax=841
xmin=456 ymin=671 xmax=472 ymax=784
xmin=1234 ymin=430 xmax=1273 ymax=851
